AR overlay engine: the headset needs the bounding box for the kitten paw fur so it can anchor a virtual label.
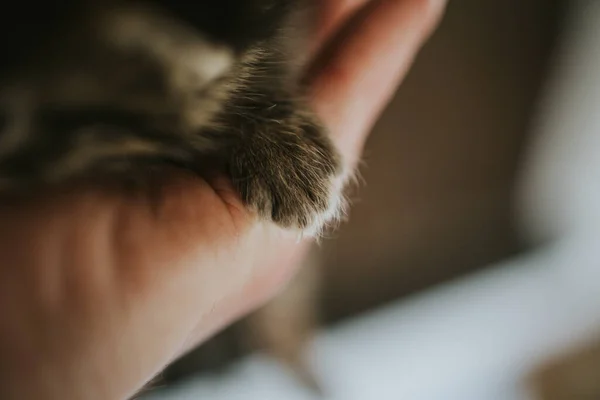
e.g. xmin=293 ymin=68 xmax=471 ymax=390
xmin=230 ymin=111 xmax=345 ymax=237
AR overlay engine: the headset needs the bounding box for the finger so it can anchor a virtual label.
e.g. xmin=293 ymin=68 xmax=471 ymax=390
xmin=310 ymin=0 xmax=447 ymax=168
xmin=202 ymin=0 xmax=449 ymax=349
xmin=179 ymin=0 xmax=449 ymax=354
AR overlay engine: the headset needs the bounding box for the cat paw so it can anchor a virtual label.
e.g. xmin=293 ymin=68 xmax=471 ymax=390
xmin=230 ymin=116 xmax=345 ymax=236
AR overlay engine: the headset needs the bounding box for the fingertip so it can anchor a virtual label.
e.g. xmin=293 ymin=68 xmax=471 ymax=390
xmin=309 ymin=0 xmax=447 ymax=165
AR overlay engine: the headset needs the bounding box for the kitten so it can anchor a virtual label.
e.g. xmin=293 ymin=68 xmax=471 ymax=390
xmin=0 ymin=0 xmax=345 ymax=235
xmin=0 ymin=0 xmax=344 ymax=393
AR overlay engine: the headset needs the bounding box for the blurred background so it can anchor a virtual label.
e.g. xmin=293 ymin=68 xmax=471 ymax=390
xmin=144 ymin=0 xmax=600 ymax=399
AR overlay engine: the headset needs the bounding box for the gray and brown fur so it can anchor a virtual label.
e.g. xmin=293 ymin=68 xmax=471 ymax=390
xmin=0 ymin=0 xmax=346 ymax=235
xmin=0 ymin=0 xmax=345 ymax=393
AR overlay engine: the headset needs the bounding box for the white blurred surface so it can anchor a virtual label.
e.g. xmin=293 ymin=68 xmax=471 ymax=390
xmin=517 ymin=0 xmax=600 ymax=243
xmin=145 ymin=1 xmax=600 ymax=399
xmin=145 ymin=237 xmax=600 ymax=400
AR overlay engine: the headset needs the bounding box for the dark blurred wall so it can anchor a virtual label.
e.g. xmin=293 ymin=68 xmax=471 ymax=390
xmin=320 ymin=0 xmax=565 ymax=323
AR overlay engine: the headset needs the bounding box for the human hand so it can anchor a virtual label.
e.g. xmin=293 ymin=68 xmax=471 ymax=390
xmin=0 ymin=1 xmax=446 ymax=398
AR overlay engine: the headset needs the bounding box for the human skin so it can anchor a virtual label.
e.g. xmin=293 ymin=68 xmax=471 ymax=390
xmin=0 ymin=1 xmax=447 ymax=399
